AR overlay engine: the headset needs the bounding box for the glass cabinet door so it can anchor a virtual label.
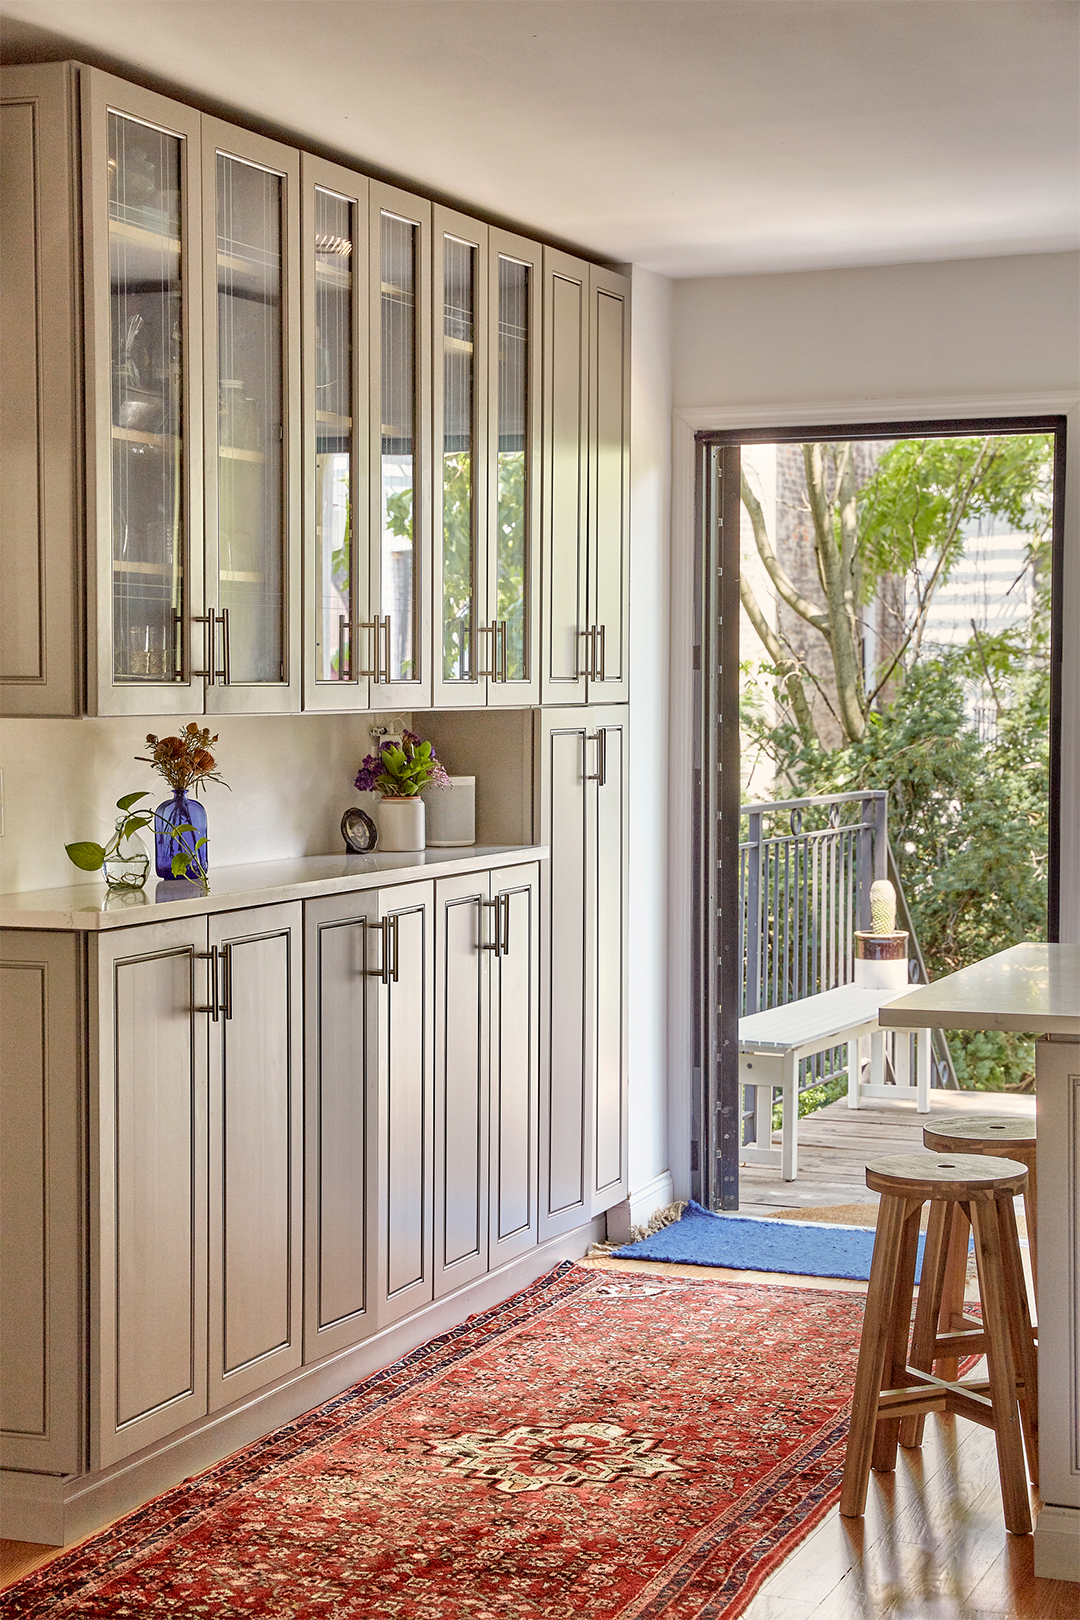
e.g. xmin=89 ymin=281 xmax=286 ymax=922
xmin=433 ymin=208 xmax=486 ymax=706
xmin=369 ymin=184 xmax=431 ymax=706
xmin=487 ymin=231 xmax=541 ymax=706
xmin=83 ymin=72 xmax=203 ymax=715
xmin=204 ymin=122 xmax=300 ymax=714
xmin=301 ymin=158 xmax=368 ymax=710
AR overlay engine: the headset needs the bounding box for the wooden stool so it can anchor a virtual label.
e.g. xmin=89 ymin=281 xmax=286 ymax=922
xmin=923 ymin=1115 xmax=1037 ymax=1332
xmin=840 ymin=1152 xmax=1038 ymax=1536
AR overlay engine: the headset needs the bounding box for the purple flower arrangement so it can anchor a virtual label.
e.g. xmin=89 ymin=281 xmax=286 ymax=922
xmin=354 ymin=730 xmax=450 ymax=799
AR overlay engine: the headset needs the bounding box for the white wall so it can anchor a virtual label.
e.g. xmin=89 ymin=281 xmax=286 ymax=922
xmin=0 ymin=712 xmax=383 ymax=894
xmin=626 ymin=265 xmax=673 ymax=1204
xmin=667 ymin=250 xmax=1080 ymax=1200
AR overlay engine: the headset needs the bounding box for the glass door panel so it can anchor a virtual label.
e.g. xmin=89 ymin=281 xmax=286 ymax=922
xmin=313 ymin=187 xmax=355 ymax=683
xmin=441 ymin=236 xmax=477 ymax=683
xmin=495 ymin=255 xmax=529 ymax=684
xmin=216 ymin=153 xmax=285 ymax=683
xmin=379 ymin=212 xmax=418 ymax=684
xmin=108 ymin=112 xmax=184 ymax=683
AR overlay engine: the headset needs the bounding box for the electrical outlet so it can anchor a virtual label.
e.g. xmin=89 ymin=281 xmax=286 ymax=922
xmin=369 ymin=716 xmax=408 ymax=749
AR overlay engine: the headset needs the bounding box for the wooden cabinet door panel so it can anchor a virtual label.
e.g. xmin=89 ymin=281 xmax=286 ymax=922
xmin=590 ymin=721 xmax=629 ymax=1209
xmin=537 ymin=719 xmax=592 ymax=1237
xmin=489 ymin=864 xmax=540 ymax=1266
xmin=208 ymin=904 xmax=303 ymax=1409
xmin=587 ymin=268 xmax=631 ymax=704
xmin=434 ymin=873 xmax=489 ymax=1296
xmin=0 ymin=931 xmax=84 ymax=1473
xmin=376 ymin=883 xmax=434 ymax=1326
xmin=304 ymin=892 xmax=377 ymax=1360
xmin=94 ymin=918 xmax=209 ymax=1468
xmin=541 ymin=250 xmax=589 ymax=706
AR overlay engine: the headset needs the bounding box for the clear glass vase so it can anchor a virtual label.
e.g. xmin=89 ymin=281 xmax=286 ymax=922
xmin=103 ymin=815 xmax=151 ymax=891
xmin=154 ymin=789 xmax=209 ymax=880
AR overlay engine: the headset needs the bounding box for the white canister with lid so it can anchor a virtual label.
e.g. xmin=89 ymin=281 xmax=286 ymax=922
xmin=423 ymin=777 xmax=476 ymax=847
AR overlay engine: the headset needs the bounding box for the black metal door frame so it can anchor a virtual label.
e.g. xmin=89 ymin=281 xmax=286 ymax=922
xmin=691 ymin=416 xmax=1066 ymax=1213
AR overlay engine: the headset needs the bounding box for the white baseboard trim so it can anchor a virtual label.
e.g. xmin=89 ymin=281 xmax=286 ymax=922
xmin=1034 ymin=1504 xmax=1080 ymax=1582
xmin=604 ymin=1170 xmax=675 ymax=1244
xmin=0 ymin=1219 xmax=605 ymax=1548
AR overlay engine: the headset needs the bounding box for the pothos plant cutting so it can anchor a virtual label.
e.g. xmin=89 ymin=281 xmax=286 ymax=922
xmin=66 ymin=725 xmax=228 ymax=892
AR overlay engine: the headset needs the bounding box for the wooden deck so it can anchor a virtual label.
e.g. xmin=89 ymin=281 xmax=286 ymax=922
xmin=737 ymin=1088 xmax=1037 ymax=1219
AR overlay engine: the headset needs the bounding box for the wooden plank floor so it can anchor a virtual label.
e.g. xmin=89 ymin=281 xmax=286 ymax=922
xmin=737 ymin=1089 xmax=1037 ymax=1218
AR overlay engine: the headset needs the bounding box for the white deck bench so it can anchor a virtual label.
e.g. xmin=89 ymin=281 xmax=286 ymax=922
xmin=738 ymin=985 xmax=931 ymax=1181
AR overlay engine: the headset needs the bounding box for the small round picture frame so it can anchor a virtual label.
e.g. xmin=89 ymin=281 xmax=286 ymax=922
xmin=341 ymin=807 xmax=378 ymax=853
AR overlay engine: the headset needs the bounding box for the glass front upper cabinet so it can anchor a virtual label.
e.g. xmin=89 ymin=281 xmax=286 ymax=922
xmin=369 ymin=184 xmax=431 ymax=706
xmin=205 ymin=122 xmax=301 ymax=715
xmin=486 ymin=231 xmax=541 ymax=706
xmin=433 ymin=208 xmax=485 ymax=704
xmin=300 ymin=158 xmax=368 ymax=710
xmin=84 ymin=73 xmax=204 ymax=714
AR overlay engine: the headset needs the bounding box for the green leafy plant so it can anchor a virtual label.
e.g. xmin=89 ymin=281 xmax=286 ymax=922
xmin=354 ymin=731 xmax=449 ymax=799
xmin=65 ymin=792 xmax=209 ymax=887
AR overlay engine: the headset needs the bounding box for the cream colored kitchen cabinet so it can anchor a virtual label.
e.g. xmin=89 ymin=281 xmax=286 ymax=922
xmin=301 ymin=156 xmax=370 ymax=710
xmin=0 ymin=64 xmax=302 ymax=716
xmin=540 ymin=253 xmax=630 ymax=706
xmin=433 ymin=864 xmax=540 ymax=1297
xmin=535 ymin=709 xmax=629 ymax=1236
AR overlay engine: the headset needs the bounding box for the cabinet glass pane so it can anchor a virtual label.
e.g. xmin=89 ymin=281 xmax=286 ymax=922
xmin=217 ymin=154 xmax=284 ymax=683
xmin=496 ymin=257 xmax=529 ymax=682
xmin=108 ymin=113 xmax=184 ymax=683
xmin=441 ymin=237 xmax=476 ymax=682
xmin=314 ymin=188 xmax=354 ymax=682
xmin=380 ymin=213 xmax=418 ymax=683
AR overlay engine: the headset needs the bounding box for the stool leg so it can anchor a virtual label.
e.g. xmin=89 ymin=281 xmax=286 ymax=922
xmin=1024 ymin=1154 xmax=1038 ymax=1315
xmin=900 ymin=1198 xmax=952 ymax=1449
xmin=872 ymin=1198 xmax=922 ymax=1474
xmin=841 ymin=1193 xmax=914 ymax=1518
xmin=969 ymin=1195 xmax=1032 ymax=1536
xmin=996 ymin=1190 xmax=1039 ymax=1488
xmin=916 ymin=1028 xmax=931 ymax=1112
xmin=936 ymin=1201 xmax=971 ymax=1383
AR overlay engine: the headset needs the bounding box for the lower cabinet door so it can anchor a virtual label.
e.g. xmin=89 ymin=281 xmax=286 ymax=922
xmin=208 ymin=903 xmax=303 ymax=1410
xmin=303 ymin=891 xmax=378 ymax=1361
xmin=489 ymin=863 xmax=540 ymax=1267
xmin=93 ymin=917 xmax=210 ymax=1469
xmin=375 ymin=881 xmax=435 ymax=1327
xmin=536 ymin=715 xmax=592 ymax=1239
xmin=434 ymin=873 xmax=490 ymax=1297
xmin=590 ymin=720 xmax=629 ymax=1213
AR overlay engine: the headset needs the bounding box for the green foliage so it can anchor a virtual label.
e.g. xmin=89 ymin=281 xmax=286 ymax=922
xmin=66 ymin=792 xmax=208 ymax=888
xmin=370 ymin=738 xmax=442 ymax=799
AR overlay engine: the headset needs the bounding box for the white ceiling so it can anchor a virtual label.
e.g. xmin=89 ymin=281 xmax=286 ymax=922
xmin=2 ymin=0 xmax=1077 ymax=278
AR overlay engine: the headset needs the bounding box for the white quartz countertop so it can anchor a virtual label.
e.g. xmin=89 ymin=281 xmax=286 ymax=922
xmin=0 ymin=846 xmax=548 ymax=931
xmin=879 ymin=942 xmax=1080 ymax=1036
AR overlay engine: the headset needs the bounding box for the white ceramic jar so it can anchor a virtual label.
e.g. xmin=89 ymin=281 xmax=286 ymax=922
xmin=376 ymin=796 xmax=426 ymax=852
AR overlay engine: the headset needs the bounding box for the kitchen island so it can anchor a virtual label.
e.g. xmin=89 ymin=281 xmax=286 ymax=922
xmin=881 ymin=943 xmax=1080 ymax=1580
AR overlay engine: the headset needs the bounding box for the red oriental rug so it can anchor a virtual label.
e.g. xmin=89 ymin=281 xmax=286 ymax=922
xmin=2 ymin=1264 xmax=870 ymax=1620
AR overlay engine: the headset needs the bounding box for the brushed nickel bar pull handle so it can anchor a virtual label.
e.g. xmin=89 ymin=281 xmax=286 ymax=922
xmin=596 ymin=622 xmax=606 ymax=684
xmin=217 ymin=608 xmax=232 ymax=685
xmin=497 ymin=620 xmax=508 ymax=683
xmin=481 ymin=898 xmax=500 ymax=953
xmin=192 ymin=614 xmax=216 ymax=683
xmin=579 ymin=627 xmax=593 ymax=681
xmin=356 ymin=619 xmax=378 ymax=679
xmin=338 ymin=614 xmax=352 ymax=681
xmin=391 ymin=913 xmax=400 ymax=983
xmin=585 ymin=731 xmax=603 ymax=782
xmin=194 ymin=947 xmax=220 ymax=1020
xmin=500 ymin=892 xmax=511 ymax=957
xmin=364 ymin=917 xmax=391 ymax=984
xmin=477 ymin=623 xmax=496 ymax=678
xmin=221 ymin=941 xmax=234 ymax=1020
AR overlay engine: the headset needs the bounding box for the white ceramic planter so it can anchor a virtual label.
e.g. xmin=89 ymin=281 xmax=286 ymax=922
xmin=377 ymin=796 xmax=425 ymax=852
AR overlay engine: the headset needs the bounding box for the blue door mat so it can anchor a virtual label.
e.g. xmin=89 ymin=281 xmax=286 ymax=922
xmin=612 ymin=1199 xmax=928 ymax=1282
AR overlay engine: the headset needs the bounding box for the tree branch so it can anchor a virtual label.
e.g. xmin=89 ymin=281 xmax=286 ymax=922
xmin=739 ymin=574 xmax=818 ymax=744
xmin=740 ymin=469 xmax=831 ymax=636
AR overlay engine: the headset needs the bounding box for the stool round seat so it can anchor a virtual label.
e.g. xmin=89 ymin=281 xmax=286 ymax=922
xmin=922 ymin=1117 xmax=1035 ymax=1155
xmin=864 ymin=1151 xmax=1028 ymax=1201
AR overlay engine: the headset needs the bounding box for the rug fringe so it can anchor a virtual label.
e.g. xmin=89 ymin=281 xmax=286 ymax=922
xmin=586 ymin=1200 xmax=688 ymax=1258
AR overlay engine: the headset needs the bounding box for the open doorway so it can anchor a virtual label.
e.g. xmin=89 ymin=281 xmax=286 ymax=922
xmin=692 ymin=419 xmax=1065 ymax=1212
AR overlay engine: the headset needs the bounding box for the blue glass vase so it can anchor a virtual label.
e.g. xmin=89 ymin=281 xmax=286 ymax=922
xmin=154 ymin=789 xmax=208 ymax=880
